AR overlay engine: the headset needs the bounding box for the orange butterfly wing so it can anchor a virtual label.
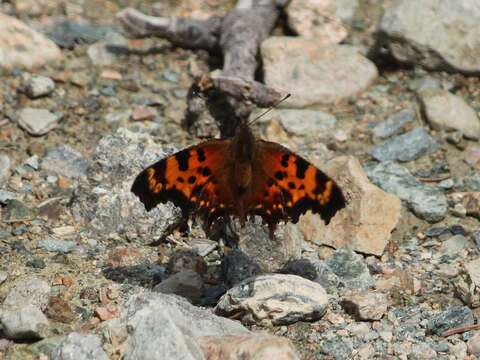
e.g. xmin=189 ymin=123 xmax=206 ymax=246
xmin=246 ymin=140 xmax=346 ymax=233
xmin=131 ymin=139 xmax=236 ymax=226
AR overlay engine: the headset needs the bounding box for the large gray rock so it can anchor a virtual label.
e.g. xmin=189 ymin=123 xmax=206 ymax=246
xmin=119 ymin=291 xmax=248 ymax=360
xmin=0 ymin=14 xmax=62 ymax=70
xmin=261 ymin=37 xmax=377 ymax=108
xmin=3 ymin=276 xmax=51 ymax=310
xmin=418 ymin=89 xmax=480 ymax=140
xmin=215 ymin=274 xmax=329 ymax=326
xmin=366 ymin=161 xmax=447 ymax=222
xmin=378 ymin=0 xmax=480 ymax=74
xmin=70 ymin=128 xmax=181 ymax=244
xmin=0 ymin=304 xmax=49 ymax=340
xmin=427 ymin=306 xmax=474 ymax=335
xmin=368 ymin=128 xmax=438 ymax=162
xmin=52 ymin=333 xmax=108 ymax=360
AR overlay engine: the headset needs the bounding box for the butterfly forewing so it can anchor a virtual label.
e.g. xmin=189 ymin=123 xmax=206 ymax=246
xmin=246 ymin=140 xmax=346 ymax=229
xmin=131 ymin=139 xmax=237 ymax=223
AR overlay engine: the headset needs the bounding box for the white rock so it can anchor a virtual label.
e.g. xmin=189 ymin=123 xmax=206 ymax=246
xmin=53 ymin=333 xmax=108 ymax=360
xmin=25 ymin=75 xmax=55 ymax=98
xmin=379 ymin=0 xmax=480 ymax=74
xmin=418 ymin=89 xmax=480 ymax=139
xmin=286 ymin=0 xmax=347 ymax=44
xmin=0 ymin=14 xmax=62 ymax=70
xmin=261 ymin=37 xmax=377 ymax=108
xmin=215 ymin=274 xmax=329 ymax=326
xmin=342 ymin=291 xmax=388 ymax=321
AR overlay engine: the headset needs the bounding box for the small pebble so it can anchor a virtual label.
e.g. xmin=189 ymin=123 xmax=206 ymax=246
xmin=131 ymin=106 xmax=158 ymax=121
xmin=25 ymin=75 xmax=55 ymax=98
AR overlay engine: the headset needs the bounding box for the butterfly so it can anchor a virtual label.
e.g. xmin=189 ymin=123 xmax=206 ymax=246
xmin=131 ymin=119 xmax=346 ymax=238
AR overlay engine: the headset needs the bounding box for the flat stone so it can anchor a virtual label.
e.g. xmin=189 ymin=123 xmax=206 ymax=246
xmin=190 ymin=239 xmax=217 ymax=257
xmin=25 ymin=75 xmax=55 ymax=98
xmin=0 ymin=153 xmax=11 ymax=185
xmin=52 ymin=333 xmax=108 ymax=360
xmin=299 ymin=156 xmax=401 ymax=256
xmin=369 ymin=128 xmax=438 ymax=162
xmin=0 ymin=14 xmax=62 ymax=70
xmin=215 ymin=274 xmax=329 ymax=326
xmin=419 ymin=89 xmax=480 ymax=140
xmin=440 ymin=235 xmax=468 ymax=255
xmin=0 ymin=304 xmax=49 ymax=340
xmin=465 ymin=147 xmax=480 ymax=169
xmin=286 ymin=0 xmax=347 ymax=44
xmin=46 ymin=20 xmax=117 ymax=48
xmin=427 ymin=306 xmax=474 ymax=335
xmin=366 ymin=161 xmax=447 ymax=222
xmin=37 ymin=239 xmax=77 ymax=254
xmin=372 ymin=108 xmax=415 ymax=140
xmin=261 ymin=37 xmax=377 ymax=108
xmin=3 ymin=276 xmax=51 ymax=310
xmin=341 ymin=291 xmax=388 ymax=321
xmin=267 ymin=109 xmax=337 ymax=136
xmin=154 ymin=270 xmax=204 ymax=304
xmin=131 ymin=106 xmax=158 ymax=121
xmin=3 ymin=199 xmax=34 ymax=221
xmin=41 ymin=145 xmax=89 ymax=179
xmin=17 ymin=108 xmax=62 ymax=136
xmin=378 ymin=0 xmax=480 ymax=74
xmin=198 ymin=334 xmax=300 ymax=360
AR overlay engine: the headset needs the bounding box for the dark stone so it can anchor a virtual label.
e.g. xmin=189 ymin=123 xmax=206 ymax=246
xmin=27 ymin=258 xmax=46 ymax=269
xmin=222 ymin=249 xmax=262 ymax=287
xmin=46 ymin=20 xmax=118 ymax=48
xmin=278 ymin=259 xmax=317 ymax=281
xmin=427 ymin=306 xmax=474 ymax=335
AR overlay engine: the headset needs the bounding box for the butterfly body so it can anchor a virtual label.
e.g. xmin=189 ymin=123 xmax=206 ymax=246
xmin=132 ymin=120 xmax=346 ymax=237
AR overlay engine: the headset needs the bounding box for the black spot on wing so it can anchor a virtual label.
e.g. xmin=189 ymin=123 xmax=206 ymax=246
xmin=188 ymin=176 xmax=197 ymax=184
xmin=281 ymin=154 xmax=290 ymax=168
xmin=313 ymin=169 xmax=329 ymax=194
xmin=202 ymin=167 xmax=211 ymax=177
xmin=275 ymin=171 xmax=285 ymax=180
xmin=197 ymin=149 xmax=206 ymax=162
xmin=175 ymin=150 xmax=190 ymax=171
xmin=288 ymin=182 xmax=296 ymax=189
xmin=295 ymin=157 xmax=309 ymax=179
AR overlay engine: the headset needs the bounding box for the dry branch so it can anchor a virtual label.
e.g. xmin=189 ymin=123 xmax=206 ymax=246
xmin=117 ymin=0 xmax=288 ymax=136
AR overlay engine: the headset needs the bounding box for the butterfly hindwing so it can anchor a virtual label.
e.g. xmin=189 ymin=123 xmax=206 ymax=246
xmin=246 ymin=140 xmax=346 ymax=230
xmin=131 ymin=139 xmax=236 ymax=224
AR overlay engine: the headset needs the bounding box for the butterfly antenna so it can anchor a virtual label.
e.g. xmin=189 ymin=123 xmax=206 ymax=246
xmin=248 ymin=93 xmax=291 ymax=126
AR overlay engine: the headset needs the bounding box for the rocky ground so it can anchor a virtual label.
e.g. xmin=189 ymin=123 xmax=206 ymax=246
xmin=1 ymin=0 xmax=480 ymax=359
